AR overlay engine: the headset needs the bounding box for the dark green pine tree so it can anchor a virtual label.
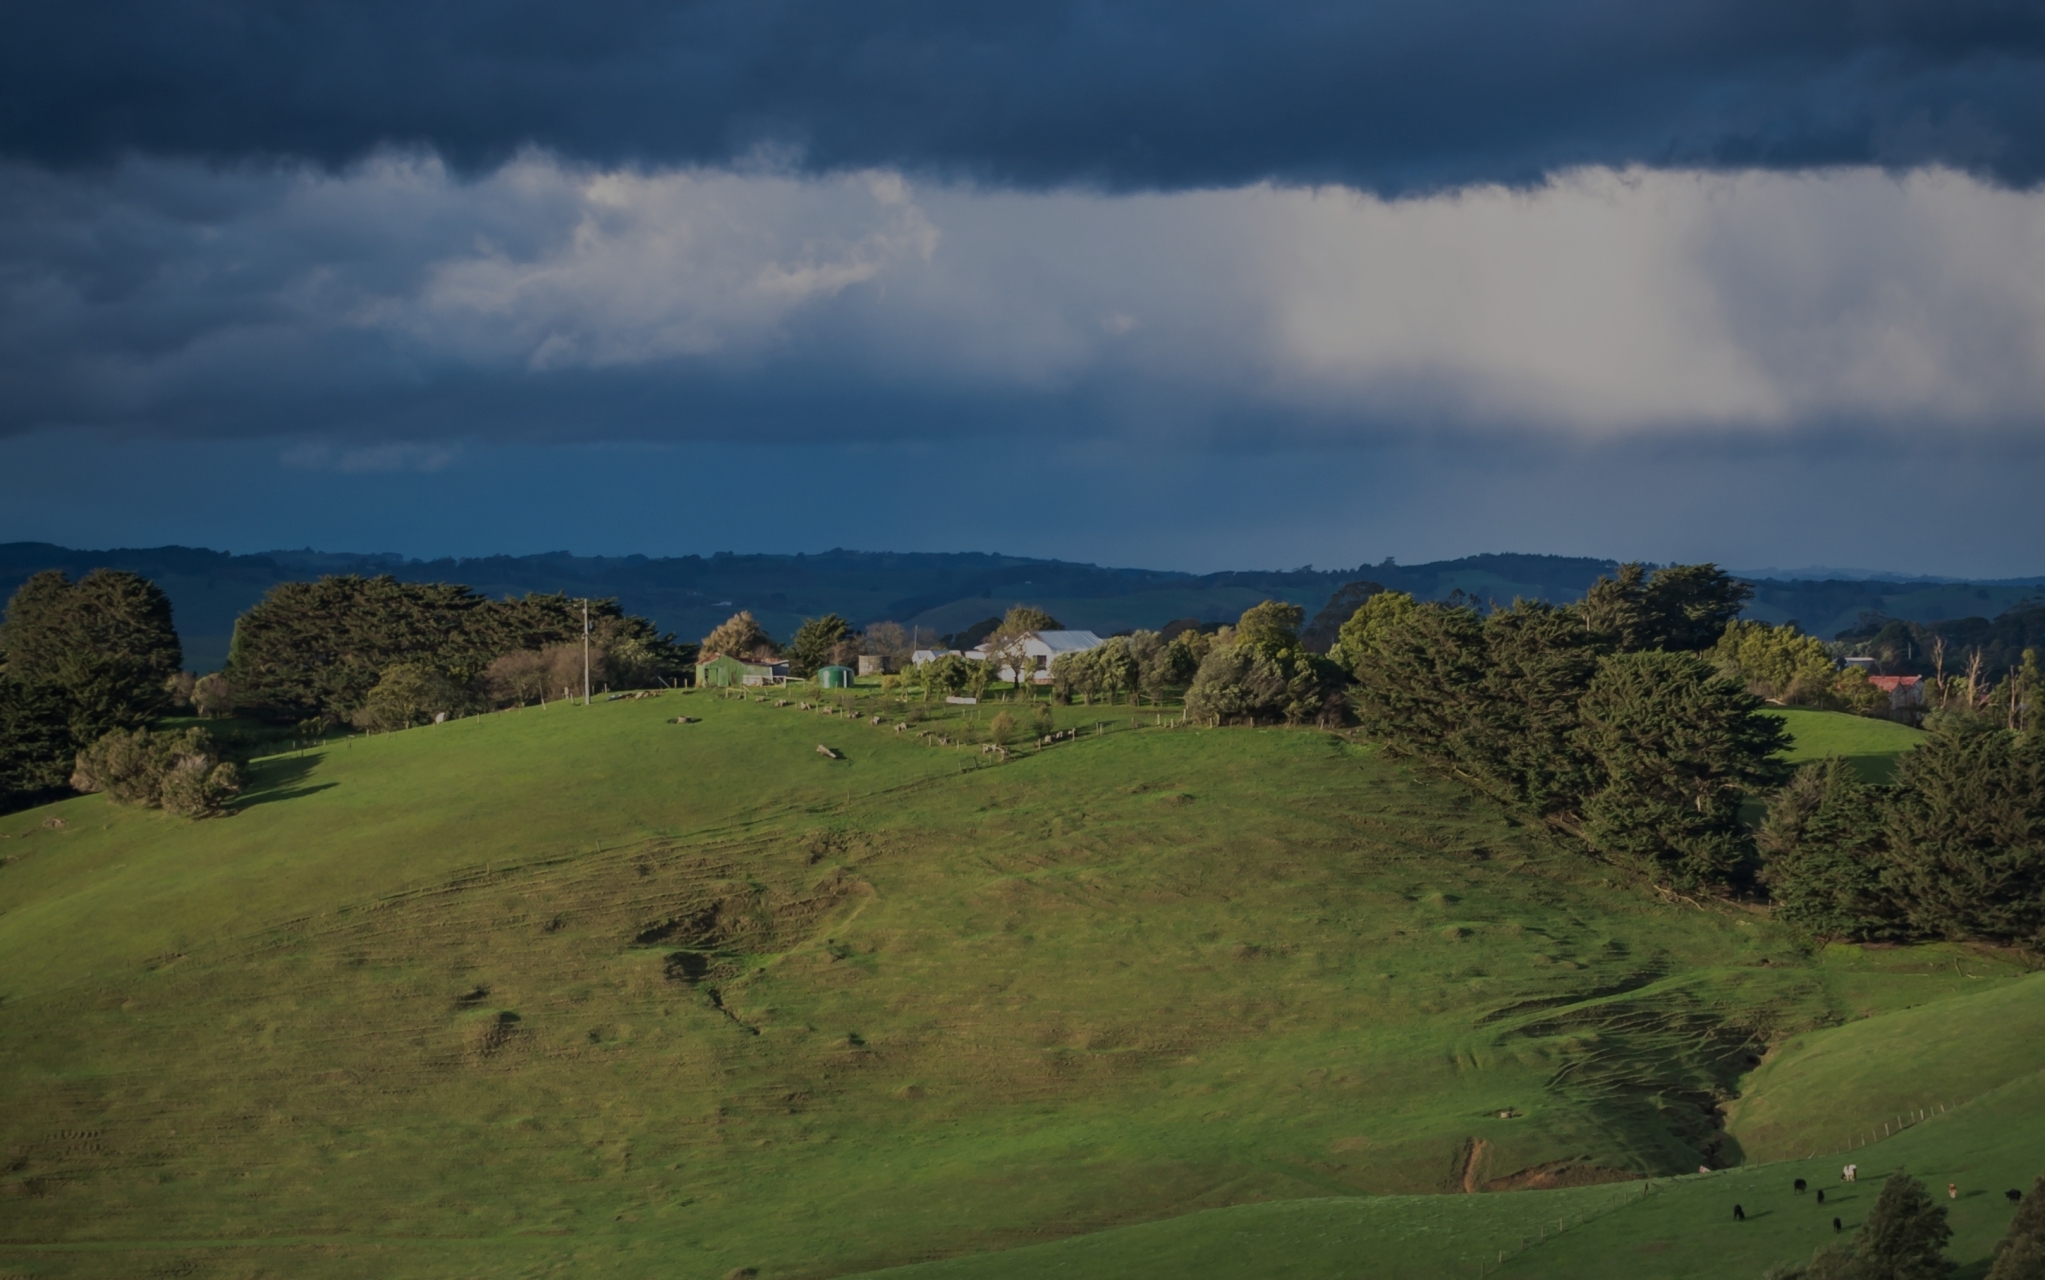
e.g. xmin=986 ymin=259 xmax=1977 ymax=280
xmin=1987 ymin=1176 xmax=2045 ymax=1280
xmin=1853 ymin=1172 xmax=1955 ymax=1280
xmin=1882 ymin=717 xmax=2045 ymax=944
xmin=1759 ymin=758 xmax=1903 ymax=942
xmin=785 ymin=614 xmax=853 ymax=679
xmin=1344 ymin=595 xmax=1487 ymax=765
xmin=0 ymin=670 xmax=74 ymax=811
xmin=1573 ymin=649 xmax=1792 ymax=890
xmin=1454 ymin=599 xmax=1605 ymax=822
xmin=1801 ymin=1173 xmax=1955 ymax=1280
xmin=0 ymin=569 xmax=183 ymax=745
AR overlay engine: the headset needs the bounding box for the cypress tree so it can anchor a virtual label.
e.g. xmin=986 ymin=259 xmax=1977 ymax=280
xmin=1453 ymin=599 xmax=1604 ymax=822
xmin=1345 ymin=595 xmax=1486 ymax=762
xmin=1856 ymin=1172 xmax=1955 ymax=1280
xmin=1759 ymin=759 xmax=1901 ymax=941
xmin=1882 ymin=718 xmax=2045 ymax=944
xmin=1574 ymin=650 xmax=1791 ymax=889
xmin=0 ymin=569 xmax=182 ymax=743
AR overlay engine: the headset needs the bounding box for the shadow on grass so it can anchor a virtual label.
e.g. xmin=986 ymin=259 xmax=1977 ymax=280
xmin=236 ymin=753 xmax=337 ymax=810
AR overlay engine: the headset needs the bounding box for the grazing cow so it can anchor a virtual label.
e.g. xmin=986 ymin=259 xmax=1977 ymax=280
xmin=1948 ymin=1184 xmax=1959 ymax=1200
xmin=1845 ymin=1164 xmax=1858 ymax=1183
xmin=1733 ymin=1204 xmax=1746 ymax=1222
xmin=1795 ymin=1179 xmax=1807 ymax=1194
xmin=2008 ymin=1189 xmax=2025 ymax=1204
xmin=1833 ymin=1217 xmax=1843 ymax=1233
xmin=1817 ymin=1190 xmax=1826 ymax=1205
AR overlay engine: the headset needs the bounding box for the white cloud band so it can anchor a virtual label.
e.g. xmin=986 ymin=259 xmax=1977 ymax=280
xmin=3 ymin=153 xmax=2042 ymax=440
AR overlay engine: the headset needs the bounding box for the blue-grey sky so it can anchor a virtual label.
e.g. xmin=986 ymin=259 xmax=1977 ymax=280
xmin=2 ymin=1 xmax=2042 ymax=575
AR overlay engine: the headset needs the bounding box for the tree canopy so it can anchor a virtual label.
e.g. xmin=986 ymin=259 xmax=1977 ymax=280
xmin=699 ymin=610 xmax=777 ymax=663
xmin=224 ymin=576 xmax=677 ymax=720
xmin=786 ymin=614 xmax=853 ymax=678
xmin=0 ymin=569 xmax=183 ymax=812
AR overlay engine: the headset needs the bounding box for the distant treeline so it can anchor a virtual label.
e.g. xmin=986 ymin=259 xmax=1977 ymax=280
xmin=1839 ymin=603 xmax=2045 ymax=681
xmin=9 ymin=540 xmax=2038 ymax=675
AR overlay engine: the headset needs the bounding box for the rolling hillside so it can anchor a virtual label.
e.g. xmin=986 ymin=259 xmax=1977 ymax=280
xmin=0 ymin=690 xmax=2031 ymax=1280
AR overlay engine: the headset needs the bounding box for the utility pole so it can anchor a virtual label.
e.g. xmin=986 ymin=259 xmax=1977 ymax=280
xmin=582 ymin=598 xmax=591 ymax=706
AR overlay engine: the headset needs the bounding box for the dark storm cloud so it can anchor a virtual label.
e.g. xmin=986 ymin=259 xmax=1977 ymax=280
xmin=5 ymin=1 xmax=2045 ymax=191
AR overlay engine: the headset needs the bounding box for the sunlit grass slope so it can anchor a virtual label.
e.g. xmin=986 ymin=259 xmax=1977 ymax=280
xmin=0 ymin=690 xmax=2015 ymax=1279
xmin=850 ymin=986 xmax=2045 ymax=1280
xmin=1769 ymin=708 xmax=1925 ymax=783
xmin=1725 ymin=969 xmax=2045 ymax=1162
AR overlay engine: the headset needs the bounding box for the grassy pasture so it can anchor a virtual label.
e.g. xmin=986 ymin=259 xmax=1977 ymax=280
xmin=0 ymin=687 xmax=2025 ymax=1280
xmin=853 ymin=996 xmax=2045 ymax=1280
xmin=1767 ymin=708 xmax=1924 ymax=783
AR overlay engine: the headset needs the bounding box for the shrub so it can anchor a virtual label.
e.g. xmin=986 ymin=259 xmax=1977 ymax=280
xmin=1183 ymin=645 xmax=1289 ymax=726
xmin=988 ymin=711 xmax=1016 ymax=746
xmin=1186 ymin=603 xmax=1349 ymax=728
xmin=351 ymin=663 xmax=474 ymax=733
xmin=484 ymin=649 xmax=551 ymax=705
xmin=924 ymin=654 xmax=972 ymax=699
xmin=191 ymin=672 xmax=235 ymax=717
xmin=70 ymin=727 xmax=242 ymax=818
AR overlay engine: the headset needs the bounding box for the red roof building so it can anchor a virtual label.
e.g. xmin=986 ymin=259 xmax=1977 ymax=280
xmin=1867 ymin=675 xmax=1926 ymax=709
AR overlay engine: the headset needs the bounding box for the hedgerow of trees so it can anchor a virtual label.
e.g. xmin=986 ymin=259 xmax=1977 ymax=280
xmin=223 ymin=575 xmax=684 ymax=723
xmin=1764 ymin=714 xmax=2045 ymax=946
xmin=1339 ymin=565 xmax=1790 ymax=890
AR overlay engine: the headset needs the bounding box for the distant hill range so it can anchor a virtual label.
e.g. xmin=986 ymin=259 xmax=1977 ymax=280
xmin=2 ymin=542 xmax=2039 ymax=672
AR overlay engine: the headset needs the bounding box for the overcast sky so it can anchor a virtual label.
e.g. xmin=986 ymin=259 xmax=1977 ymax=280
xmin=3 ymin=1 xmax=2043 ymax=575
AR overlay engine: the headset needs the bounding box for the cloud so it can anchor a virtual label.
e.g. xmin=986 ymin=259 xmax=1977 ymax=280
xmin=1 ymin=153 xmax=2043 ymax=449
xmin=3 ymin=1 xmax=2044 ymax=193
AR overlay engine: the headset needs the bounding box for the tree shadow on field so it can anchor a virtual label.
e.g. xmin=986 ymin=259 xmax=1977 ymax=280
xmin=236 ymin=753 xmax=337 ymax=809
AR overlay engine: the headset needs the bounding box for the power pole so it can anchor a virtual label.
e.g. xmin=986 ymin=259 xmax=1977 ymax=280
xmin=582 ymin=598 xmax=591 ymax=706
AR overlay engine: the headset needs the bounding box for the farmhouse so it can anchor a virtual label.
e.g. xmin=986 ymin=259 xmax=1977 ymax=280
xmin=1867 ymin=674 xmax=1926 ymax=713
xmin=967 ymin=629 xmax=1105 ymax=684
xmin=695 ymin=653 xmax=790 ymax=687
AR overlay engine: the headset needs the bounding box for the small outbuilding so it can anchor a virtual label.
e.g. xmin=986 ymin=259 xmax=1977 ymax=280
xmin=696 ymin=653 xmax=790 ymax=687
xmin=816 ymin=664 xmax=856 ymax=689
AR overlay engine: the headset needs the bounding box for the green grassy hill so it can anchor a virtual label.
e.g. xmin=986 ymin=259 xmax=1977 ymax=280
xmin=0 ymin=689 xmax=2027 ymax=1280
xmin=1769 ymin=709 xmax=1925 ymax=783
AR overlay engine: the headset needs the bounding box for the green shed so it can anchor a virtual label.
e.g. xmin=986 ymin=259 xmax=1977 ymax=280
xmin=816 ymin=665 xmax=856 ymax=689
xmin=695 ymin=654 xmax=751 ymax=688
